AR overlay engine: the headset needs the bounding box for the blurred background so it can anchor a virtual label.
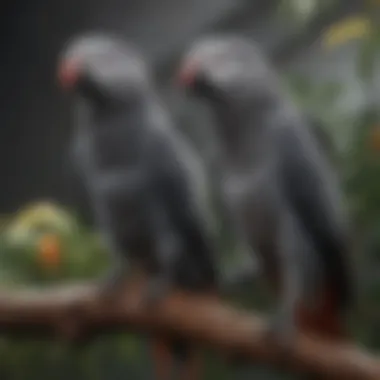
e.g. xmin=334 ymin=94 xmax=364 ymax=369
xmin=0 ymin=0 xmax=380 ymax=378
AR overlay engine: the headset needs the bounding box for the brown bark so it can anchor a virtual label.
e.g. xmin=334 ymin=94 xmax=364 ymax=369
xmin=0 ymin=277 xmax=378 ymax=379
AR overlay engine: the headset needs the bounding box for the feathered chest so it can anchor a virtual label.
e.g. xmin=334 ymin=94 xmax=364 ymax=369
xmin=222 ymin=161 xmax=281 ymax=241
xmin=73 ymin=122 xmax=151 ymax=204
xmin=74 ymin=102 xmax=150 ymax=172
xmin=223 ymin=166 xmax=269 ymax=209
xmin=92 ymin=127 xmax=146 ymax=169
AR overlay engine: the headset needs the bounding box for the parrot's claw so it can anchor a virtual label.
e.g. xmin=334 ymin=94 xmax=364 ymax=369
xmin=141 ymin=277 xmax=171 ymax=308
xmin=99 ymin=265 xmax=129 ymax=301
xmin=265 ymin=312 xmax=297 ymax=351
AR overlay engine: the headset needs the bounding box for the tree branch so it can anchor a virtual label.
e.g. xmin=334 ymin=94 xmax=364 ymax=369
xmin=0 ymin=277 xmax=378 ymax=379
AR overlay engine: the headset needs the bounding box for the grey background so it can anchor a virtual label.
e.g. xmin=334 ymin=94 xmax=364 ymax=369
xmin=0 ymin=0 xmax=365 ymax=216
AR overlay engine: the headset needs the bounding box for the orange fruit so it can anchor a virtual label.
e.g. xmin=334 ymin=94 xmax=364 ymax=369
xmin=37 ymin=234 xmax=61 ymax=270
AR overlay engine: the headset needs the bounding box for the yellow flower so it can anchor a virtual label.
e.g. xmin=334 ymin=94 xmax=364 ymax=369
xmin=323 ymin=17 xmax=372 ymax=49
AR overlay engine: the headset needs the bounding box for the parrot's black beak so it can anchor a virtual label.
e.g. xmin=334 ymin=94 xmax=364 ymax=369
xmin=57 ymin=58 xmax=81 ymax=91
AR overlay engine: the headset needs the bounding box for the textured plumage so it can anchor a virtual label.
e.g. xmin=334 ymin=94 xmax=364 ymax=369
xmin=177 ymin=35 xmax=354 ymax=342
xmin=58 ymin=33 xmax=219 ymax=379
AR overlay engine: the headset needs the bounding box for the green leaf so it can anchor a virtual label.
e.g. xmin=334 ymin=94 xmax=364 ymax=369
xmin=357 ymin=37 xmax=378 ymax=82
xmin=356 ymin=19 xmax=380 ymax=82
xmin=315 ymin=82 xmax=343 ymax=105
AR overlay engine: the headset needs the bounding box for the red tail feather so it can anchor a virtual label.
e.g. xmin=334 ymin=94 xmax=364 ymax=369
xmin=295 ymin=285 xmax=347 ymax=342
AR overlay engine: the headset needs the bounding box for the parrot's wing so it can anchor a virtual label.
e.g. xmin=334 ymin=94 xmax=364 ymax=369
xmin=150 ymin=130 xmax=219 ymax=285
xmin=278 ymin=123 xmax=353 ymax=311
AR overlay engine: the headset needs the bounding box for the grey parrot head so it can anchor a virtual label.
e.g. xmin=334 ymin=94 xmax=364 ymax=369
xmin=57 ymin=33 xmax=151 ymax=105
xmin=177 ymin=35 xmax=280 ymax=107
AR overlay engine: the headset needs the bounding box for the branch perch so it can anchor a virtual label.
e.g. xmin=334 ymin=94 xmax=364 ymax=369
xmin=0 ymin=277 xmax=378 ymax=379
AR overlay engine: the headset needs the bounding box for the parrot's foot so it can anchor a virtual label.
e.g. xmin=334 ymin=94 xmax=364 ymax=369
xmin=303 ymin=294 xmax=320 ymax=314
xmin=219 ymin=261 xmax=259 ymax=295
xmin=141 ymin=276 xmax=172 ymax=308
xmin=303 ymin=275 xmax=322 ymax=313
xmin=98 ymin=265 xmax=129 ymax=301
xmin=265 ymin=312 xmax=297 ymax=351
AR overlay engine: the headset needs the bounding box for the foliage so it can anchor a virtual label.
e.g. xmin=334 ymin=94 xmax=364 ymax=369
xmin=0 ymin=202 xmax=156 ymax=380
xmin=282 ymin=0 xmax=380 ymax=356
xmin=276 ymin=0 xmax=338 ymax=26
xmin=0 ymin=201 xmax=109 ymax=286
